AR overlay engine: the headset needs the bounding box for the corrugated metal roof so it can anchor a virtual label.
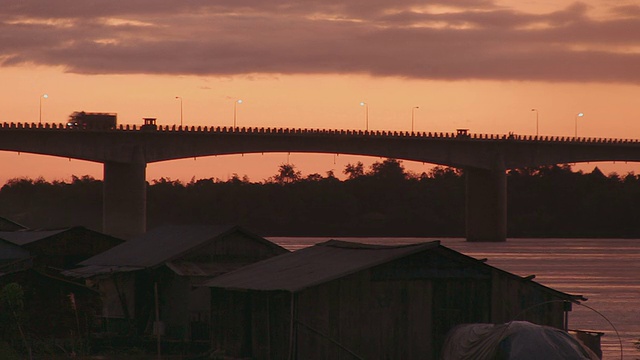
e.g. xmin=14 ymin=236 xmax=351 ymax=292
xmin=79 ymin=225 xmax=265 ymax=268
xmin=166 ymin=261 xmax=243 ymax=277
xmin=203 ymin=240 xmax=440 ymax=292
xmin=62 ymin=265 xmax=142 ymax=278
xmin=0 ymin=217 xmax=28 ymax=231
xmin=0 ymin=229 xmax=69 ymax=246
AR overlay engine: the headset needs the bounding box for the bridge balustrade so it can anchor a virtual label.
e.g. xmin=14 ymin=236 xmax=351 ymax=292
xmin=3 ymin=121 xmax=638 ymax=145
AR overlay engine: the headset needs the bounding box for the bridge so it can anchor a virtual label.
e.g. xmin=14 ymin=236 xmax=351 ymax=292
xmin=2 ymin=121 xmax=640 ymax=240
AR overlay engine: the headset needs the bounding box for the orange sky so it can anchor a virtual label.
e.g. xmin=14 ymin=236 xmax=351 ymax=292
xmin=1 ymin=1 xmax=639 ymax=184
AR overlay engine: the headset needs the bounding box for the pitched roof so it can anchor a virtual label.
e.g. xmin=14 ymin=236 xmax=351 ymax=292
xmin=204 ymin=239 xmax=585 ymax=301
xmin=204 ymin=240 xmax=440 ymax=292
xmin=79 ymin=225 xmax=280 ymax=268
xmin=0 ymin=229 xmax=69 ymax=246
xmin=62 ymin=264 xmax=141 ymax=278
xmin=0 ymin=217 xmax=28 ymax=231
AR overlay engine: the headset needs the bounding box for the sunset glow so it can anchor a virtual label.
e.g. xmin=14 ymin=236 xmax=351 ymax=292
xmin=1 ymin=0 xmax=639 ymax=184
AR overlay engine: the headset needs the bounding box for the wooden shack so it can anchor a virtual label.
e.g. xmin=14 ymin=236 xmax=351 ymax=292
xmin=204 ymin=240 xmax=585 ymax=360
xmin=0 ymin=227 xmax=121 ymax=341
xmin=65 ymin=225 xmax=289 ymax=341
xmin=0 ymin=226 xmax=124 ymax=270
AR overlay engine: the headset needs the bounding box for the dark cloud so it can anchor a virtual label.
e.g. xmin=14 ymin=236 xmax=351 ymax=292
xmin=1 ymin=0 xmax=639 ymax=83
xmin=609 ymin=4 xmax=640 ymax=17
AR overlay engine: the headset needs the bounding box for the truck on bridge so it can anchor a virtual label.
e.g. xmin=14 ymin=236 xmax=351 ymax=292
xmin=66 ymin=111 xmax=117 ymax=130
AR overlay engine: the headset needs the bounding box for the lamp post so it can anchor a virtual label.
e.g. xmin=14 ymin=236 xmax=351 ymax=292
xmin=412 ymin=106 xmax=419 ymax=132
xmin=360 ymin=102 xmax=368 ymax=131
xmin=233 ymin=99 xmax=243 ymax=128
xmin=175 ymin=96 xmax=183 ymax=126
xmin=574 ymin=112 xmax=584 ymax=138
xmin=531 ymin=108 xmax=539 ymax=136
xmin=39 ymin=94 xmax=48 ymax=124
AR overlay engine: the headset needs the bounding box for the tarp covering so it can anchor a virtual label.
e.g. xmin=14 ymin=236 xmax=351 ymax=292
xmin=441 ymin=321 xmax=600 ymax=360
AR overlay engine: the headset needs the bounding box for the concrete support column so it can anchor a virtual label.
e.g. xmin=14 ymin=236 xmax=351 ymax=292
xmin=465 ymin=167 xmax=507 ymax=242
xmin=103 ymin=161 xmax=147 ymax=239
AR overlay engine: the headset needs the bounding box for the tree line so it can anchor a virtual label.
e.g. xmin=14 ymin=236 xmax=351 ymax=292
xmin=1 ymin=159 xmax=640 ymax=238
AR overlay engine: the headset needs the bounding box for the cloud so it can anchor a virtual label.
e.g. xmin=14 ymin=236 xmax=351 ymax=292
xmin=1 ymin=0 xmax=639 ymax=83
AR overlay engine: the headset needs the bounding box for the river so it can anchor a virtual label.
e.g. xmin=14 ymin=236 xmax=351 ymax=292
xmin=268 ymin=237 xmax=640 ymax=360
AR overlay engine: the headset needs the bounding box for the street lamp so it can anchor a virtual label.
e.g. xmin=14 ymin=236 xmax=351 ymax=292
xmin=531 ymin=108 xmax=539 ymax=136
xmin=39 ymin=94 xmax=48 ymax=124
xmin=574 ymin=112 xmax=584 ymax=138
xmin=234 ymin=99 xmax=243 ymax=128
xmin=175 ymin=96 xmax=183 ymax=126
xmin=412 ymin=106 xmax=419 ymax=132
xmin=360 ymin=102 xmax=369 ymax=131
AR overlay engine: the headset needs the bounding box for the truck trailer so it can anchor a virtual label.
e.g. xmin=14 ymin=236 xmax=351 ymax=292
xmin=66 ymin=111 xmax=117 ymax=130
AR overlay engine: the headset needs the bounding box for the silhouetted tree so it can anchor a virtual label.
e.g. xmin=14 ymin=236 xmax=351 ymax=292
xmin=343 ymin=162 xmax=365 ymax=179
xmin=273 ymin=164 xmax=302 ymax=184
xmin=2 ymin=161 xmax=640 ymax=238
xmin=0 ymin=283 xmax=31 ymax=359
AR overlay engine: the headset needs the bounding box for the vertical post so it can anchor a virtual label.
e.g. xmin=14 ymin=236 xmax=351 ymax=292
xmin=465 ymin=167 xmax=507 ymax=242
xmin=175 ymin=96 xmax=183 ymax=127
xmin=155 ymin=282 xmax=162 ymax=360
xmin=103 ymin=161 xmax=147 ymax=239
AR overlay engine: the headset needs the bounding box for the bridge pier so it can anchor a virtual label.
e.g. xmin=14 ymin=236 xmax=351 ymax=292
xmin=103 ymin=162 xmax=147 ymax=239
xmin=465 ymin=167 xmax=507 ymax=242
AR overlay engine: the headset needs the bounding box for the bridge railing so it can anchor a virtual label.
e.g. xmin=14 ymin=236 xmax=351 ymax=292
xmin=1 ymin=121 xmax=638 ymax=144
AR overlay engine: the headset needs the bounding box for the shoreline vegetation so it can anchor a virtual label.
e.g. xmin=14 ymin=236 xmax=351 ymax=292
xmin=2 ymin=160 xmax=640 ymax=238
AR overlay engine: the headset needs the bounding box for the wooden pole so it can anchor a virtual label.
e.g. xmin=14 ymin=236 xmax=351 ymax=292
xmin=155 ymin=282 xmax=161 ymax=360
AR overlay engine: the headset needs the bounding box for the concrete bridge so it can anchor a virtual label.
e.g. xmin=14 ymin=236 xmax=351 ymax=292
xmin=2 ymin=121 xmax=640 ymax=240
